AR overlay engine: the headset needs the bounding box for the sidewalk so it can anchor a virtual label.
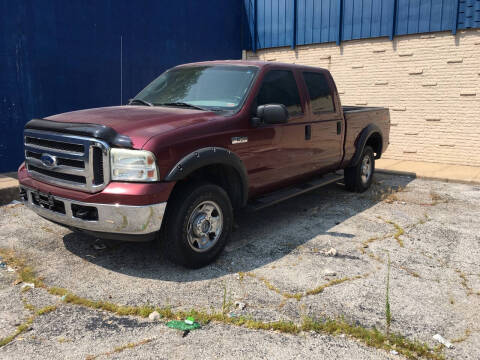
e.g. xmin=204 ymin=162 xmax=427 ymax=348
xmin=0 ymin=172 xmax=19 ymax=205
xmin=376 ymin=159 xmax=480 ymax=185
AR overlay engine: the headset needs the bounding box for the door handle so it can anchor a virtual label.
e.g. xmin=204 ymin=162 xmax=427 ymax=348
xmin=337 ymin=121 xmax=342 ymax=135
xmin=305 ymin=125 xmax=311 ymax=140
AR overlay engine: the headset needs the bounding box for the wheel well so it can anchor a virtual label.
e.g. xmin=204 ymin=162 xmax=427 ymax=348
xmin=170 ymin=164 xmax=245 ymax=209
xmin=366 ymin=133 xmax=382 ymax=159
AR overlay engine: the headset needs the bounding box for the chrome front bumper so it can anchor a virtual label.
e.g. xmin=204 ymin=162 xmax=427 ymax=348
xmin=20 ymin=186 xmax=166 ymax=235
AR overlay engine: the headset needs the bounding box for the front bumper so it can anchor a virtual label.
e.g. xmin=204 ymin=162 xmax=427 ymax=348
xmin=20 ymin=186 xmax=166 ymax=236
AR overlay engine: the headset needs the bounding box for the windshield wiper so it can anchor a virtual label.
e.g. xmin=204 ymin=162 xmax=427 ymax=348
xmin=158 ymin=102 xmax=210 ymax=111
xmin=128 ymin=98 xmax=154 ymax=107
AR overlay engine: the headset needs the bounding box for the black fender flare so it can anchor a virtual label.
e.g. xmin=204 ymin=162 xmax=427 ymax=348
xmin=349 ymin=124 xmax=383 ymax=167
xmin=164 ymin=147 xmax=249 ymax=206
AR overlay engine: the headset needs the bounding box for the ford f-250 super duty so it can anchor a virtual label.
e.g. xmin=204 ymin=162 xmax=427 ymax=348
xmin=18 ymin=60 xmax=390 ymax=268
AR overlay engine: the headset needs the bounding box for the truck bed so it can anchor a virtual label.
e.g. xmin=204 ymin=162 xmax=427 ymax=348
xmin=342 ymin=106 xmax=390 ymax=165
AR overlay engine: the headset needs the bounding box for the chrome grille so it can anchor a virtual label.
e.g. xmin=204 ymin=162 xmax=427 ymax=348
xmin=24 ymin=129 xmax=110 ymax=193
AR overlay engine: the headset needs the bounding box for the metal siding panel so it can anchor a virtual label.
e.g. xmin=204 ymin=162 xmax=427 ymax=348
xmin=418 ymin=0 xmax=431 ymax=32
xmin=329 ymin=0 xmax=339 ymax=42
xmin=395 ymin=0 xmax=409 ymax=35
xmin=342 ymin=0 xmax=354 ymax=41
xmin=407 ymin=0 xmax=421 ymax=34
xmin=305 ymin=0 xmax=314 ymax=44
xmin=312 ymin=0 xmax=321 ymax=43
xmin=441 ymin=0 xmax=456 ymax=30
xmin=362 ymin=0 xmax=373 ymax=37
xmin=381 ymin=0 xmax=395 ymax=36
xmin=429 ymin=0 xmax=441 ymax=31
xmin=278 ymin=0 xmax=286 ymax=46
xmin=458 ymin=0 xmax=480 ymax=28
xmin=296 ymin=0 xmax=306 ymax=44
xmin=370 ymin=0 xmax=382 ymax=37
xmin=257 ymin=0 xmax=266 ymax=48
xmin=319 ymin=0 xmax=337 ymax=42
xmin=352 ymin=0 xmax=363 ymax=39
xmin=0 ymin=0 xmax=243 ymax=172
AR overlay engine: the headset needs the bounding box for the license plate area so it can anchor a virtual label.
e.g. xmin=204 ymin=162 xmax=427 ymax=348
xmin=32 ymin=190 xmax=66 ymax=214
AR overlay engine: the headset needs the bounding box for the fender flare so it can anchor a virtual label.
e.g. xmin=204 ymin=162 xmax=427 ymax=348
xmin=164 ymin=147 xmax=249 ymax=206
xmin=349 ymin=124 xmax=383 ymax=167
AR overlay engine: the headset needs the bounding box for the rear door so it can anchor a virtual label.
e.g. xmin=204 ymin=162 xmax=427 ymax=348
xmin=301 ymin=71 xmax=343 ymax=171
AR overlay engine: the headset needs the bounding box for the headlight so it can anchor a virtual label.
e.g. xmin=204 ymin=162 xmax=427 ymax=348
xmin=110 ymin=148 xmax=159 ymax=182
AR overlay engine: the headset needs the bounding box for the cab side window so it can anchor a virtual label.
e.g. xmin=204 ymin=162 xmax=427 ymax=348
xmin=257 ymin=70 xmax=302 ymax=117
xmin=303 ymin=72 xmax=335 ymax=114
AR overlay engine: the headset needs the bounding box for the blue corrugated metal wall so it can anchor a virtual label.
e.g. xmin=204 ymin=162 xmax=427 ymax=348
xmin=458 ymin=0 xmax=480 ymax=29
xmin=0 ymin=0 xmax=244 ymax=172
xmin=244 ymin=0 xmax=480 ymax=50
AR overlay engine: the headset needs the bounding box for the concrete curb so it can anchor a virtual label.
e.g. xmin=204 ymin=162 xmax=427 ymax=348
xmin=0 ymin=173 xmax=19 ymax=205
xmin=376 ymin=168 xmax=480 ymax=186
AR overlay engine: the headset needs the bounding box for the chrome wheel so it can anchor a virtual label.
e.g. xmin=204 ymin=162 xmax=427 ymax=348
xmin=187 ymin=201 xmax=223 ymax=252
xmin=360 ymin=155 xmax=372 ymax=184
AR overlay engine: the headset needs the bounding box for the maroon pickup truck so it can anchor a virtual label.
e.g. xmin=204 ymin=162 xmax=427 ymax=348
xmin=18 ymin=60 xmax=390 ymax=268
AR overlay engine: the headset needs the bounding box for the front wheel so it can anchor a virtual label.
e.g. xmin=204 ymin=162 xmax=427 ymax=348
xmin=161 ymin=182 xmax=233 ymax=268
xmin=344 ymin=146 xmax=375 ymax=192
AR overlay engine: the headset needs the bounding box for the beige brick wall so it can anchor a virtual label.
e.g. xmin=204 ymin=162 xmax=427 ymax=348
xmin=246 ymin=29 xmax=480 ymax=167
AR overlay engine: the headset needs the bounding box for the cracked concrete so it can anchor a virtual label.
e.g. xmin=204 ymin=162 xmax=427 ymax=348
xmin=0 ymin=173 xmax=479 ymax=359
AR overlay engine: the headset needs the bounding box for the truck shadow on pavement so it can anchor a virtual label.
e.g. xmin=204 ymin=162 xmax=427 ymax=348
xmin=62 ymin=174 xmax=414 ymax=282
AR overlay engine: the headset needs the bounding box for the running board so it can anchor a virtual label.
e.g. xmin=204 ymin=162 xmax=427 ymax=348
xmin=247 ymin=172 xmax=344 ymax=211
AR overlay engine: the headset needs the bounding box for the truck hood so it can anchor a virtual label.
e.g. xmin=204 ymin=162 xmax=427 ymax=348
xmin=45 ymin=105 xmax=220 ymax=148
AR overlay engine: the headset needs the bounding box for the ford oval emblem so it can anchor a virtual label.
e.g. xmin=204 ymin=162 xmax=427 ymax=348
xmin=40 ymin=154 xmax=57 ymax=168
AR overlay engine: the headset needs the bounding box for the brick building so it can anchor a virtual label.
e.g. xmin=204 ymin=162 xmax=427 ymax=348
xmin=243 ymin=1 xmax=480 ymax=167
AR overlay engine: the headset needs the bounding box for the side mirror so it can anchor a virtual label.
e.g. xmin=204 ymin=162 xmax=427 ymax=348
xmin=252 ymin=104 xmax=288 ymax=126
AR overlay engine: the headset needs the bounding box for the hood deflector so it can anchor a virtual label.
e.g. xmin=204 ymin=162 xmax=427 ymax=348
xmin=25 ymin=119 xmax=133 ymax=148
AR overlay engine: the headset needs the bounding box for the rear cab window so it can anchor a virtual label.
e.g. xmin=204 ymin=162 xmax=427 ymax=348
xmin=256 ymin=70 xmax=303 ymax=118
xmin=302 ymin=72 xmax=335 ymax=114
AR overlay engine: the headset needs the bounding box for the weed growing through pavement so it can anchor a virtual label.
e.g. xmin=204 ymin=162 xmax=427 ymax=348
xmin=385 ymin=252 xmax=392 ymax=335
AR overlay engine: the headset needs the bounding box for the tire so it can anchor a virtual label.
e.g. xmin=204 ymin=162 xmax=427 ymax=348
xmin=344 ymin=146 xmax=375 ymax=193
xmin=161 ymin=182 xmax=233 ymax=268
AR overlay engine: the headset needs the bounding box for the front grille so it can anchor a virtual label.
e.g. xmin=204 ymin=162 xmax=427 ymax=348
xmin=26 ymin=151 xmax=85 ymax=168
xmin=25 ymin=136 xmax=85 ymax=153
xmin=24 ymin=129 xmax=110 ymax=193
xmin=29 ymin=165 xmax=87 ymax=184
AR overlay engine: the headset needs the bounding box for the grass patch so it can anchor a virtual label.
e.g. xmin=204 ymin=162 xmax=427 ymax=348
xmin=49 ymin=287 xmax=155 ymax=317
xmin=455 ymin=270 xmax=473 ymax=295
xmin=384 ymin=220 xmax=405 ymax=247
xmin=0 ymin=316 xmax=34 ymax=347
xmin=302 ymin=317 xmax=443 ymax=360
xmin=305 ymin=275 xmax=365 ymax=296
xmin=0 ymin=248 xmax=45 ymax=288
xmin=451 ymin=329 xmax=471 ymax=344
xmin=86 ymin=338 xmax=154 ymax=359
xmin=240 ymin=272 xmax=367 ymax=301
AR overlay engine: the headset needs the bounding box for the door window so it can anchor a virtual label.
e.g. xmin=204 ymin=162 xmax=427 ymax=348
xmin=257 ymin=70 xmax=302 ymax=117
xmin=303 ymin=72 xmax=335 ymax=113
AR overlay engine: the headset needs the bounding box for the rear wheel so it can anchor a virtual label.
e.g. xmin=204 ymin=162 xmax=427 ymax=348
xmin=161 ymin=182 xmax=233 ymax=268
xmin=344 ymin=146 xmax=375 ymax=192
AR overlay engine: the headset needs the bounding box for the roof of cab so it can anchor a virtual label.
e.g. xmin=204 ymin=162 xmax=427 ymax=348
xmin=174 ymin=59 xmax=327 ymax=72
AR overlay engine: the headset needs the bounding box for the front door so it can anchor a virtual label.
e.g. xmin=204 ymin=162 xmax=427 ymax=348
xmin=247 ymin=69 xmax=312 ymax=193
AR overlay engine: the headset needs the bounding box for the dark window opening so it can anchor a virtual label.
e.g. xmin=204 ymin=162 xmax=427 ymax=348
xmin=303 ymin=72 xmax=335 ymax=114
xmin=257 ymin=70 xmax=302 ymax=117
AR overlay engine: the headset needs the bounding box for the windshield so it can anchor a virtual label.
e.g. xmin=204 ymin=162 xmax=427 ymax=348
xmin=133 ymin=65 xmax=258 ymax=111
